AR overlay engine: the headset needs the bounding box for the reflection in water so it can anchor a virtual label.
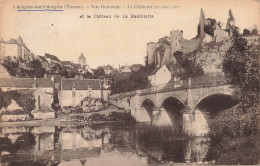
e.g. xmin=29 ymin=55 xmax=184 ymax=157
xmin=0 ymin=123 xmax=210 ymax=165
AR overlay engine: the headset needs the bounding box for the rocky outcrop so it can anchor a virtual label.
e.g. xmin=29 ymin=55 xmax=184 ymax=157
xmin=195 ymin=40 xmax=232 ymax=74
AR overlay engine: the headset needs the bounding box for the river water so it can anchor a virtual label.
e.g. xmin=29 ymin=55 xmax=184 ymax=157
xmin=0 ymin=123 xmax=211 ymax=166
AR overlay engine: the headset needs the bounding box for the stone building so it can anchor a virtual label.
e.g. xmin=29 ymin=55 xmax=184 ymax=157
xmin=0 ymin=36 xmax=31 ymax=60
xmin=214 ymin=25 xmax=229 ymax=43
xmin=78 ymin=53 xmax=86 ymax=68
xmin=147 ymin=42 xmax=157 ymax=66
xmin=170 ymin=30 xmax=184 ymax=54
xmin=148 ymin=65 xmax=172 ymax=87
xmin=59 ymin=79 xmax=102 ymax=107
xmin=31 ymin=88 xmax=55 ymax=119
xmin=0 ymin=77 xmax=54 ymax=95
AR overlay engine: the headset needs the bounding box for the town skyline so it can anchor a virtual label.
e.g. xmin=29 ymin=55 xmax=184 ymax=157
xmin=0 ymin=0 xmax=259 ymax=68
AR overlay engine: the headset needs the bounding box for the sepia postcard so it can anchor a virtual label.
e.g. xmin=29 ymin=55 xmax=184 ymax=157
xmin=0 ymin=0 xmax=259 ymax=165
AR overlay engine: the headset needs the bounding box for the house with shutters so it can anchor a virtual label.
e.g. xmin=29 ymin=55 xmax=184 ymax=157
xmin=59 ymin=79 xmax=103 ymax=107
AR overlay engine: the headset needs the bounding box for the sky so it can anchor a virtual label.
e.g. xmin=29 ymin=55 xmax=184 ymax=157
xmin=0 ymin=0 xmax=259 ymax=68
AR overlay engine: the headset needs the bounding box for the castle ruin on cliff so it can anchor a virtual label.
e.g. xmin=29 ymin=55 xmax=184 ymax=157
xmin=147 ymin=9 xmax=236 ymax=68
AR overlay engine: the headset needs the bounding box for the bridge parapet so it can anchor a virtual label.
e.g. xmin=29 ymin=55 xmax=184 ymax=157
xmin=109 ymin=72 xmax=228 ymax=106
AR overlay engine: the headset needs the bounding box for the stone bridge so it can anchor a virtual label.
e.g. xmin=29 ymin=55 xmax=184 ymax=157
xmin=109 ymin=73 xmax=236 ymax=136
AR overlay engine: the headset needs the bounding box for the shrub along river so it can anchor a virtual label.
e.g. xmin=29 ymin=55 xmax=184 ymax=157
xmin=0 ymin=118 xmax=215 ymax=166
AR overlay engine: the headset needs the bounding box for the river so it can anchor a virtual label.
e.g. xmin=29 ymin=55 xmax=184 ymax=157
xmin=0 ymin=122 xmax=211 ymax=166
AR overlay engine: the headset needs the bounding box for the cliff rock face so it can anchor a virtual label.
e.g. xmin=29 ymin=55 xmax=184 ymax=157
xmin=195 ymin=40 xmax=232 ymax=74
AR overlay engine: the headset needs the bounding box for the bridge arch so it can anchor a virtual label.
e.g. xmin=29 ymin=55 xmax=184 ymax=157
xmin=192 ymin=89 xmax=237 ymax=136
xmin=158 ymin=96 xmax=186 ymax=131
xmin=141 ymin=99 xmax=156 ymax=121
xmin=158 ymin=93 xmax=186 ymax=108
xmin=193 ymin=87 xmax=233 ymax=109
xmin=139 ymin=96 xmax=157 ymax=108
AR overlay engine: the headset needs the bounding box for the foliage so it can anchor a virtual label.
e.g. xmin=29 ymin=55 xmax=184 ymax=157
xmin=30 ymin=59 xmax=46 ymax=77
xmin=1 ymin=57 xmax=19 ymax=76
xmin=172 ymin=51 xmax=204 ymax=79
xmin=83 ymin=71 xmax=94 ymax=79
xmin=208 ymin=26 xmax=259 ymax=164
xmin=242 ymin=29 xmax=250 ymax=36
xmin=1 ymin=58 xmax=46 ymax=78
xmin=0 ymin=90 xmax=35 ymax=116
xmin=111 ymin=67 xmax=149 ymax=94
xmin=49 ymin=63 xmax=61 ymax=74
xmin=60 ymin=69 xmax=78 ymax=78
xmin=251 ymin=29 xmax=258 ymax=36
xmin=223 ymin=26 xmax=259 ymax=107
xmin=94 ymin=66 xmax=105 ymax=78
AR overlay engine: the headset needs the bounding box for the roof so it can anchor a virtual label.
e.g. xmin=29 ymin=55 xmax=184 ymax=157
xmin=45 ymin=53 xmax=60 ymax=62
xmin=39 ymin=56 xmax=48 ymax=62
xmin=0 ymin=78 xmax=54 ymax=88
xmin=113 ymin=72 xmax=131 ymax=82
xmin=4 ymin=39 xmax=17 ymax=44
xmin=79 ymin=53 xmax=86 ymax=59
xmin=61 ymin=61 xmax=73 ymax=66
xmin=45 ymin=74 xmax=61 ymax=83
xmin=72 ymin=63 xmax=81 ymax=69
xmin=16 ymin=36 xmax=24 ymax=46
xmin=61 ymin=79 xmax=101 ymax=90
xmin=103 ymin=65 xmax=113 ymax=70
xmin=149 ymin=67 xmax=161 ymax=75
xmin=131 ymin=64 xmax=143 ymax=68
xmin=16 ymin=89 xmax=36 ymax=95
xmin=2 ymin=37 xmax=25 ymax=46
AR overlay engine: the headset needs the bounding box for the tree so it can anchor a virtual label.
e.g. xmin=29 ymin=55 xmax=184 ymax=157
xmin=94 ymin=66 xmax=105 ymax=78
xmin=251 ymin=29 xmax=258 ymax=36
xmin=83 ymin=71 xmax=94 ymax=79
xmin=242 ymin=29 xmax=250 ymax=36
xmin=111 ymin=67 xmax=149 ymax=94
xmin=208 ymin=26 xmax=259 ymax=164
xmin=223 ymin=26 xmax=259 ymax=107
xmin=31 ymin=59 xmax=46 ymax=77
xmin=2 ymin=57 xmax=19 ymax=76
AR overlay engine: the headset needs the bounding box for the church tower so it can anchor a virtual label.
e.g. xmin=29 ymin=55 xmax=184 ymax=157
xmin=78 ymin=53 xmax=86 ymax=67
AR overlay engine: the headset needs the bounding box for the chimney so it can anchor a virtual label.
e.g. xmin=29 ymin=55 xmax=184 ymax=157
xmin=34 ymin=76 xmax=36 ymax=82
xmin=44 ymin=73 xmax=47 ymax=78
xmin=51 ymin=76 xmax=54 ymax=82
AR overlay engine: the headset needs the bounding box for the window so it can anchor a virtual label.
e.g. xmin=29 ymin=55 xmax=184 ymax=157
xmin=72 ymin=91 xmax=76 ymax=97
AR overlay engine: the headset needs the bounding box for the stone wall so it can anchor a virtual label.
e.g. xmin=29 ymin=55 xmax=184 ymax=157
xmin=147 ymin=42 xmax=157 ymax=65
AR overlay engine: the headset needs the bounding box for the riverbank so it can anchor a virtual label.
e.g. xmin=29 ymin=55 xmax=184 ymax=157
xmin=0 ymin=105 xmax=131 ymax=127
